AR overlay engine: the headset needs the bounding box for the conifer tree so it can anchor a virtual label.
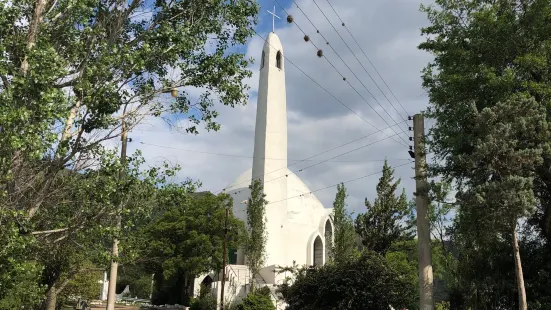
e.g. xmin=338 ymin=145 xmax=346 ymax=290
xmin=419 ymin=2 xmax=551 ymax=308
xmin=330 ymin=183 xmax=357 ymax=264
xmin=355 ymin=160 xmax=411 ymax=255
xmin=245 ymin=179 xmax=268 ymax=292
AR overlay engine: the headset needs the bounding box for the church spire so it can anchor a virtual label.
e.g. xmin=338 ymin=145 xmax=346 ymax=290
xmin=251 ymin=32 xmax=288 ymax=266
xmin=252 ymin=32 xmax=287 ymax=184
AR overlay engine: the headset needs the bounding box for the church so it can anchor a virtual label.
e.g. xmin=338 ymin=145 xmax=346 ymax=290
xmin=192 ymin=31 xmax=334 ymax=309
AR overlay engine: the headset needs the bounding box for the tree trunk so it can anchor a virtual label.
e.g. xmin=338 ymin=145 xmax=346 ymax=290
xmin=45 ymin=284 xmax=57 ymax=310
xmin=21 ymin=0 xmax=48 ymax=74
xmin=57 ymin=99 xmax=82 ymax=157
xmin=512 ymin=224 xmax=528 ymax=310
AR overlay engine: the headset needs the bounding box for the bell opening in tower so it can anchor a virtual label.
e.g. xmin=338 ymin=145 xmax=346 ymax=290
xmin=276 ymin=51 xmax=282 ymax=69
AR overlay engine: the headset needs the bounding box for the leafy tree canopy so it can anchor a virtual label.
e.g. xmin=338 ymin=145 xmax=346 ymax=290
xmin=144 ymin=190 xmax=245 ymax=305
xmin=277 ymin=251 xmax=417 ymax=310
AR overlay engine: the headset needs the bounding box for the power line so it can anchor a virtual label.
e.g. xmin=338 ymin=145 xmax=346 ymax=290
xmin=138 ymin=141 xmax=410 ymax=163
xmin=310 ymin=0 xmax=409 ymax=121
xmin=325 ymin=0 xmax=410 ymax=117
xmin=221 ymin=129 xmax=404 ymax=192
xmin=253 ymin=30 xmax=408 ymax=148
xmin=273 ymin=0 xmax=410 ymax=145
xmin=232 ymin=161 xmax=412 ymax=206
xmin=215 ymin=30 xmax=412 ymax=192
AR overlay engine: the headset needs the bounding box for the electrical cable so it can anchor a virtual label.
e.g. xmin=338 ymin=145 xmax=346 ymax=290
xmin=138 ymin=142 xmax=411 ymax=163
xmin=310 ymin=0 xmax=409 ymax=121
xmin=253 ymin=30 xmax=408 ymax=148
xmin=230 ymin=160 xmax=413 ymax=207
xmin=273 ymin=0 xmax=410 ymax=145
xmin=220 ymin=129 xmax=404 ymax=193
xmin=325 ymin=0 xmax=410 ymax=117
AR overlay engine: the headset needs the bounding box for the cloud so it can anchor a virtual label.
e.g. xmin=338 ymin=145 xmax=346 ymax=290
xmin=128 ymin=0 xmax=435 ymax=217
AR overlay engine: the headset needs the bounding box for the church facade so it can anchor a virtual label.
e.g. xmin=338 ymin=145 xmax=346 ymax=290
xmin=193 ymin=32 xmax=333 ymax=309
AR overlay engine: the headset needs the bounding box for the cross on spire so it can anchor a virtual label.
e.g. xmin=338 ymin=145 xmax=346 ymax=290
xmin=266 ymin=5 xmax=280 ymax=33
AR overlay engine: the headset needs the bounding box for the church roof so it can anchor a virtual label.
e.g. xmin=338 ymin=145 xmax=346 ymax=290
xmin=223 ymin=168 xmax=328 ymax=210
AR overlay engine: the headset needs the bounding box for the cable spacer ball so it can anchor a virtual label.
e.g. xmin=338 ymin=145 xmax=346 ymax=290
xmin=316 ymin=29 xmax=320 ymax=33
xmin=342 ymin=23 xmax=345 ymax=26
xmin=317 ymin=49 xmax=323 ymax=57
xmin=286 ymin=15 xmax=294 ymax=23
xmin=343 ymin=77 xmax=346 ymax=81
xmin=304 ymin=35 xmax=310 ymax=42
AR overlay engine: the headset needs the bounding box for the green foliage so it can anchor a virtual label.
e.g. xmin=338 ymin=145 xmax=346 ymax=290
xmin=436 ymin=301 xmax=450 ymax=310
xmin=57 ymin=264 xmax=103 ymax=306
xmin=0 ymin=210 xmax=44 ymax=309
xmin=117 ymin=264 xmax=152 ymax=299
xmin=385 ymin=243 xmax=418 ymax=300
xmin=145 ymin=190 xmax=245 ymax=305
xmin=244 ymin=179 xmax=268 ymax=291
xmin=278 ymin=251 xmax=417 ymax=310
xmin=419 ymin=0 xmax=551 ymax=243
xmin=330 ymin=183 xmax=357 ymax=264
xmin=355 ymin=161 xmax=412 ymax=255
xmin=236 ymin=291 xmax=275 ymax=310
xmin=0 ymin=0 xmax=259 ymax=307
xmin=420 ymin=1 xmax=551 ymax=306
xmin=189 ymin=293 xmax=218 ymax=310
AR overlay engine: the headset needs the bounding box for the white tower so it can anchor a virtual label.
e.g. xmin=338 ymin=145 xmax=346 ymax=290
xmin=251 ymin=32 xmax=288 ymax=267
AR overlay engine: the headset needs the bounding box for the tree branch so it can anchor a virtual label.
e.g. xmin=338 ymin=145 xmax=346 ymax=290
xmin=31 ymin=228 xmax=68 ymax=235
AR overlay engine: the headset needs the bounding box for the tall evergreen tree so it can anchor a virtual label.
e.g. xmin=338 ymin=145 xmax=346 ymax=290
xmin=419 ymin=1 xmax=551 ymax=308
xmin=245 ymin=179 xmax=268 ymax=292
xmin=355 ymin=160 xmax=411 ymax=255
xmin=330 ymin=183 xmax=357 ymax=264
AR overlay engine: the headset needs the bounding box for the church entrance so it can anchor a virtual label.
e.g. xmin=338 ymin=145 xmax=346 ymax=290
xmin=199 ymin=275 xmax=213 ymax=297
xmin=313 ymin=236 xmax=323 ymax=266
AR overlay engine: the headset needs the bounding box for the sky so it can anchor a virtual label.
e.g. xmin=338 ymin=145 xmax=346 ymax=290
xmin=124 ymin=0 xmax=436 ymax=216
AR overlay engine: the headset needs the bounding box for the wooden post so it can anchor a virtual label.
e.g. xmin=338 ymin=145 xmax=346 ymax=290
xmin=220 ymin=207 xmax=229 ymax=310
xmin=413 ymin=114 xmax=433 ymax=310
xmin=106 ymin=108 xmax=129 ymax=310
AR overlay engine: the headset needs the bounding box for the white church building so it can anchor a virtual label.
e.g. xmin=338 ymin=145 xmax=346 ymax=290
xmin=193 ymin=31 xmax=334 ymax=309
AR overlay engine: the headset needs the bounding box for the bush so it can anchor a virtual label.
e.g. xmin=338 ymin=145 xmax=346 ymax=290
xmin=278 ymin=251 xmax=417 ymax=310
xmin=255 ymin=286 xmax=271 ymax=298
xmin=236 ymin=291 xmax=274 ymax=310
xmin=189 ymin=294 xmax=217 ymax=310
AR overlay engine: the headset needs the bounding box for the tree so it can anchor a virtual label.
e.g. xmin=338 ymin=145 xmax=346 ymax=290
xmin=34 ymin=151 xmax=171 ymax=310
xmin=419 ymin=2 xmax=551 ymax=308
xmin=145 ymin=190 xmax=245 ymax=305
xmin=244 ymin=179 xmax=268 ymax=292
xmin=355 ymin=160 xmax=412 ymax=255
xmin=0 ymin=210 xmax=44 ymax=310
xmin=0 ymin=0 xmax=259 ymax=219
xmin=277 ymin=251 xmax=417 ymax=310
xmin=1 ymin=0 xmax=259 ymax=306
xmin=330 ymin=183 xmax=357 ymax=264
xmin=236 ymin=288 xmax=275 ymax=310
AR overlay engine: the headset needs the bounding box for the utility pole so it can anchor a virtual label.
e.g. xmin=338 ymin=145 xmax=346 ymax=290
xmin=220 ymin=207 xmax=229 ymax=310
xmin=106 ymin=108 xmax=129 ymax=310
xmin=412 ymin=114 xmax=433 ymax=310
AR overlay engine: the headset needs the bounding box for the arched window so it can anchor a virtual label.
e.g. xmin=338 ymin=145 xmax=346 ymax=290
xmin=313 ymin=236 xmax=323 ymax=266
xmin=261 ymin=50 xmax=265 ymax=69
xmin=276 ymin=51 xmax=282 ymax=69
xmin=324 ymin=220 xmax=333 ymax=263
